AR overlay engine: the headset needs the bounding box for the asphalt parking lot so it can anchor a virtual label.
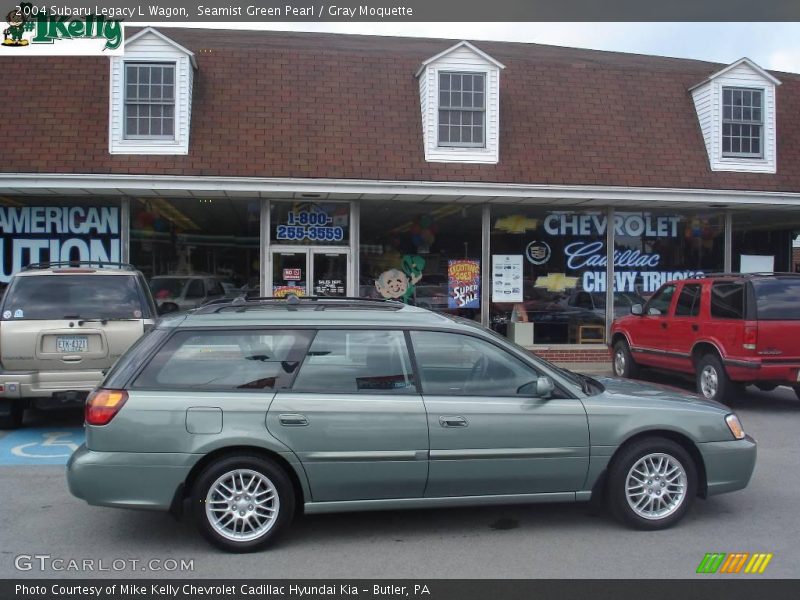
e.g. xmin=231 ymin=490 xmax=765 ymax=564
xmin=0 ymin=373 xmax=798 ymax=579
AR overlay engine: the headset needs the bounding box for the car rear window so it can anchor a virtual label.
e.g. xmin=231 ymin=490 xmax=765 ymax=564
xmin=752 ymin=278 xmax=800 ymax=320
xmin=1 ymin=275 xmax=149 ymax=320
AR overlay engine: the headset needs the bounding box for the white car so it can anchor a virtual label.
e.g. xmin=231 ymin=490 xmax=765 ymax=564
xmin=149 ymin=275 xmax=226 ymax=313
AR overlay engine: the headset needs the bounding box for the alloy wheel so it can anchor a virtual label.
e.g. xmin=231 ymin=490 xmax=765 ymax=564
xmin=625 ymin=452 xmax=687 ymax=520
xmin=205 ymin=468 xmax=280 ymax=542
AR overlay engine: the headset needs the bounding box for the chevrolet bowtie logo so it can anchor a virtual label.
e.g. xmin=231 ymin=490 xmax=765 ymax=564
xmin=494 ymin=215 xmax=539 ymax=234
xmin=534 ymin=273 xmax=579 ymax=292
xmin=696 ymin=552 xmax=773 ymax=574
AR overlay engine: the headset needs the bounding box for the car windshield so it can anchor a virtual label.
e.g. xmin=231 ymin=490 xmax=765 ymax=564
xmin=149 ymin=278 xmax=186 ymax=298
xmin=2 ymin=275 xmax=146 ymax=320
xmin=752 ymin=278 xmax=800 ymax=320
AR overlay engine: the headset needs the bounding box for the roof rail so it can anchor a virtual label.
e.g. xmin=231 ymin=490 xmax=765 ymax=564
xmin=23 ymin=261 xmax=136 ymax=271
xmin=701 ymin=271 xmax=800 ymax=278
xmin=194 ymin=295 xmax=406 ymax=314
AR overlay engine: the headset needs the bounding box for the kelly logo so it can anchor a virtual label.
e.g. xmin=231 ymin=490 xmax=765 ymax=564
xmin=2 ymin=3 xmax=123 ymax=53
xmin=696 ymin=552 xmax=773 ymax=574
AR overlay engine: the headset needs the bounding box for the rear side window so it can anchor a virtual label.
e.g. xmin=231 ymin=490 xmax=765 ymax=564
xmin=674 ymin=284 xmax=702 ymax=317
xmin=292 ymin=330 xmax=416 ymax=393
xmin=752 ymin=278 xmax=800 ymax=320
xmin=710 ymin=282 xmax=745 ymax=319
xmin=134 ymin=329 xmax=313 ymax=390
xmin=1 ymin=275 xmax=147 ymax=320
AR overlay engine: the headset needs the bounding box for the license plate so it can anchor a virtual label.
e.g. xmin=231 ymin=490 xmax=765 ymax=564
xmin=56 ymin=336 xmax=88 ymax=353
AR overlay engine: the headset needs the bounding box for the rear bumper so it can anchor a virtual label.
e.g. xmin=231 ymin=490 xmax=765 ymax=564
xmin=0 ymin=370 xmax=104 ymax=399
xmin=724 ymin=358 xmax=800 ymax=384
xmin=698 ymin=435 xmax=757 ymax=497
xmin=67 ymin=444 xmax=198 ymax=511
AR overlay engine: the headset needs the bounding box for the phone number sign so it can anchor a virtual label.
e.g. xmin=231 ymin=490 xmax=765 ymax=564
xmin=276 ymin=210 xmax=345 ymax=243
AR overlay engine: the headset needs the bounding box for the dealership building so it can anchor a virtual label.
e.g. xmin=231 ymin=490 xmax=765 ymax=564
xmin=2 ymin=27 xmax=800 ymax=363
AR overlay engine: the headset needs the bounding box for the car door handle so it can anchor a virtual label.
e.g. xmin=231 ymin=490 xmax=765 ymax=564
xmin=691 ymin=324 xmax=699 ymax=332
xmin=661 ymin=322 xmax=668 ymax=329
xmin=279 ymin=413 xmax=309 ymax=426
xmin=439 ymin=416 xmax=468 ymax=428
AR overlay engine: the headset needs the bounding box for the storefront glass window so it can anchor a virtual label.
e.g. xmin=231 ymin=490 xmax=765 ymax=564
xmin=489 ymin=207 xmax=607 ymax=344
xmin=130 ymin=197 xmax=260 ymax=308
xmin=359 ymin=202 xmax=482 ymax=320
xmin=0 ymin=197 xmax=122 ymax=291
xmin=611 ymin=210 xmax=724 ymax=319
xmin=732 ymin=211 xmax=800 ymax=273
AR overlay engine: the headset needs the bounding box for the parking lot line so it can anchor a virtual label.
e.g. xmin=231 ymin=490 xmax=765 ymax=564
xmin=0 ymin=427 xmax=84 ymax=465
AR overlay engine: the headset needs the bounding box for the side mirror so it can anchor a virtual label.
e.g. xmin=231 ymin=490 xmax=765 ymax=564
xmin=518 ymin=377 xmax=555 ymax=398
xmin=631 ymin=303 xmax=643 ymax=316
xmin=157 ymin=302 xmax=179 ymax=315
xmin=536 ymin=376 xmax=555 ymax=398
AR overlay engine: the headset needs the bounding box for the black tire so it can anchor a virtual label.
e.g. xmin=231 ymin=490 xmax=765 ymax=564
xmin=696 ymin=353 xmax=734 ymax=404
xmin=607 ymin=437 xmax=697 ymax=530
xmin=191 ymin=454 xmax=295 ymax=553
xmin=612 ymin=340 xmax=639 ymax=378
xmin=793 ymin=386 xmax=800 ymax=402
xmin=0 ymin=400 xmax=24 ymax=430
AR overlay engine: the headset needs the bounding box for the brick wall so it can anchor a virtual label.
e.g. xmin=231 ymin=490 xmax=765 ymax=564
xmin=529 ymin=347 xmax=612 ymax=363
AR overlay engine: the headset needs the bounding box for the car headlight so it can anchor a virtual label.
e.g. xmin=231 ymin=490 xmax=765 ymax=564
xmin=725 ymin=414 xmax=746 ymax=440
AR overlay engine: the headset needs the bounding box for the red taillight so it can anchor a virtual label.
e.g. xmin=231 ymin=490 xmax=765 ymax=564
xmin=85 ymin=389 xmax=128 ymax=426
xmin=743 ymin=324 xmax=758 ymax=351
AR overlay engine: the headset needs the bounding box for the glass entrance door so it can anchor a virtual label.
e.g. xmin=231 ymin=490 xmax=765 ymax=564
xmin=269 ymin=249 xmax=350 ymax=297
xmin=271 ymin=251 xmax=308 ymax=297
xmin=311 ymin=251 xmax=348 ymax=297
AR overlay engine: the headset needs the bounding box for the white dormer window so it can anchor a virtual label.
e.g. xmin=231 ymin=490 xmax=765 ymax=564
xmin=124 ymin=63 xmax=176 ymax=140
xmin=109 ymin=28 xmax=196 ymax=155
xmin=438 ymin=72 xmax=485 ymax=147
xmin=690 ymin=58 xmax=780 ymax=173
xmin=721 ymin=87 xmax=762 ymax=158
xmin=416 ymin=41 xmax=504 ymax=164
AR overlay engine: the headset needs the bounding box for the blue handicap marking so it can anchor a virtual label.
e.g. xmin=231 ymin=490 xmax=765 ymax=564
xmin=0 ymin=427 xmax=85 ymax=465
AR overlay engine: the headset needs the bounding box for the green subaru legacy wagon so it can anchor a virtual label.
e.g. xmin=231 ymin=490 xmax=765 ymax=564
xmin=67 ymin=296 xmax=756 ymax=552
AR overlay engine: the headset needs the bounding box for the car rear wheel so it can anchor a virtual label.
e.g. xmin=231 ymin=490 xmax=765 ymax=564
xmin=0 ymin=400 xmax=24 ymax=430
xmin=191 ymin=455 xmax=295 ymax=553
xmin=607 ymin=437 xmax=697 ymax=530
xmin=696 ymin=354 xmax=734 ymax=404
xmin=612 ymin=340 xmax=639 ymax=378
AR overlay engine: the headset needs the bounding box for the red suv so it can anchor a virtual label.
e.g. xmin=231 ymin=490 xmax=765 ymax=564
xmin=610 ymin=274 xmax=800 ymax=403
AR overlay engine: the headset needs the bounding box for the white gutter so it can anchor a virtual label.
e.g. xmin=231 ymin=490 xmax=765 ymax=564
xmin=2 ymin=173 xmax=800 ymax=206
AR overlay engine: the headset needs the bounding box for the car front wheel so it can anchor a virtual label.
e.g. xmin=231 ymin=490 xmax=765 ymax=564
xmin=696 ymin=354 xmax=733 ymax=404
xmin=612 ymin=340 xmax=639 ymax=378
xmin=191 ymin=455 xmax=295 ymax=553
xmin=607 ymin=437 xmax=697 ymax=530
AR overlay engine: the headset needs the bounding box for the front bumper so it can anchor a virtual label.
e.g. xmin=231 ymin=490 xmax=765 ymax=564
xmin=698 ymin=435 xmax=757 ymax=497
xmin=0 ymin=370 xmax=104 ymax=399
xmin=67 ymin=444 xmax=198 ymax=511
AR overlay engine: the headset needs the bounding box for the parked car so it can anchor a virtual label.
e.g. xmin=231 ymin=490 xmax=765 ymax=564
xmin=149 ymin=275 xmax=226 ymax=312
xmin=611 ymin=273 xmax=800 ymax=403
xmin=0 ymin=262 xmax=158 ymax=429
xmin=67 ymin=296 xmax=755 ymax=552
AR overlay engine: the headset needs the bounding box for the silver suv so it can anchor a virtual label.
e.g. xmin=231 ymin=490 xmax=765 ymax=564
xmin=0 ymin=262 xmax=157 ymax=429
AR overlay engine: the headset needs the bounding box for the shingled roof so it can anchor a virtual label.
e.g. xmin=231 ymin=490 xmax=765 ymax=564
xmin=3 ymin=27 xmax=800 ymax=192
